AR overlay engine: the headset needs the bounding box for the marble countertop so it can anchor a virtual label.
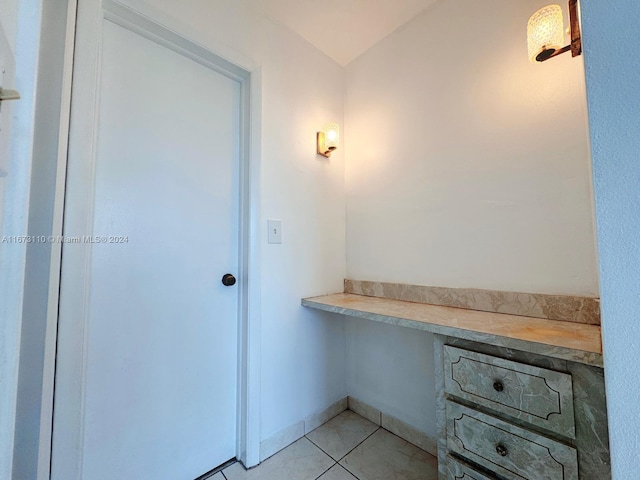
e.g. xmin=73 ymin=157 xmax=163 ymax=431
xmin=302 ymin=293 xmax=603 ymax=367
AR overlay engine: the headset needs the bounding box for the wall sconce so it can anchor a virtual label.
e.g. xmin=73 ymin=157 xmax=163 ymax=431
xmin=317 ymin=123 xmax=339 ymax=158
xmin=527 ymin=0 xmax=582 ymax=63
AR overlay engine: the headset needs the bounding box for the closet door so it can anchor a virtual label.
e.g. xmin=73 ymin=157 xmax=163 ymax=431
xmin=52 ymin=3 xmax=241 ymax=479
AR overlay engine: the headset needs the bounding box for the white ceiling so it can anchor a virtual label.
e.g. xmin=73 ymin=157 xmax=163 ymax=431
xmin=248 ymin=0 xmax=439 ymax=66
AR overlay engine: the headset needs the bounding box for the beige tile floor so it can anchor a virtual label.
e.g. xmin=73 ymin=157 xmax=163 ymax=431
xmin=214 ymin=410 xmax=438 ymax=480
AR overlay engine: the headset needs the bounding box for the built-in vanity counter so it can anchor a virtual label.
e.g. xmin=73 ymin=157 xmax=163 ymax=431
xmin=303 ymin=284 xmax=610 ymax=480
xmin=302 ymin=293 xmax=603 ymax=366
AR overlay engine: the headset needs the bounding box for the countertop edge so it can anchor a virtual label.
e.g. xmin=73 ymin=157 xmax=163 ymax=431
xmin=301 ymin=296 xmax=604 ymax=368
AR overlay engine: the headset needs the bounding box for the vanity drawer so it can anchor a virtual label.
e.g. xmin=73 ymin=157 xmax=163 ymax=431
xmin=444 ymin=345 xmax=575 ymax=438
xmin=447 ymin=455 xmax=496 ymax=480
xmin=447 ymin=401 xmax=578 ymax=480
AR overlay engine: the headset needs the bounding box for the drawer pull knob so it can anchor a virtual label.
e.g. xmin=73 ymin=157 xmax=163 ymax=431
xmin=493 ymin=381 xmax=504 ymax=392
xmin=496 ymin=444 xmax=508 ymax=457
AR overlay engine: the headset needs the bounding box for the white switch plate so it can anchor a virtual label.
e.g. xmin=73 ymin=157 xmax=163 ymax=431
xmin=267 ymin=219 xmax=282 ymax=244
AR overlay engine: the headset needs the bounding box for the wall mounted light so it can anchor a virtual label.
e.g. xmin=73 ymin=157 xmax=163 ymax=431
xmin=527 ymin=0 xmax=582 ymax=63
xmin=317 ymin=123 xmax=339 ymax=158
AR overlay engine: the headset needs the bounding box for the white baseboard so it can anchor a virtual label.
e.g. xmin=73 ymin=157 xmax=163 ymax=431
xmin=348 ymin=396 xmax=437 ymax=456
xmin=304 ymin=397 xmax=348 ymax=434
xmin=259 ymin=397 xmax=348 ymax=462
xmin=259 ymin=395 xmax=437 ymax=463
xmin=259 ymin=420 xmax=304 ymax=462
xmin=347 ymin=396 xmax=381 ymax=425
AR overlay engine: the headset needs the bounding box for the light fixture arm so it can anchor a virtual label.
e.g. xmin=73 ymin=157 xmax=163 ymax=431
xmin=539 ymin=0 xmax=582 ymax=61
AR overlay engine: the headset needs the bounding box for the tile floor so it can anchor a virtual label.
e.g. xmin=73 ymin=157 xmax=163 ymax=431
xmin=212 ymin=410 xmax=438 ymax=480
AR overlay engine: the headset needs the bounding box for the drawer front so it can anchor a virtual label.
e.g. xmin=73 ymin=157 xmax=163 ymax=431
xmin=447 ymin=455 xmax=496 ymax=480
xmin=444 ymin=345 xmax=575 ymax=438
xmin=447 ymin=401 xmax=578 ymax=480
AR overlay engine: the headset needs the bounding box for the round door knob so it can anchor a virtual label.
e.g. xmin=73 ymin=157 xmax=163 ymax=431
xmin=222 ymin=274 xmax=236 ymax=286
xmin=496 ymin=444 xmax=508 ymax=457
xmin=493 ymin=381 xmax=504 ymax=392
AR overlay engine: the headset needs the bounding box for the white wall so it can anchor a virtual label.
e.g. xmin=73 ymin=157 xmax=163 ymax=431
xmin=344 ymin=0 xmax=598 ymax=440
xmin=0 ymin=0 xmax=19 ymax=54
xmin=7 ymin=0 xmax=347 ymax=475
xmin=346 ymin=317 xmax=436 ymax=434
xmin=108 ymin=0 xmax=348 ymax=450
xmin=7 ymin=4 xmax=346 ymax=473
xmin=9 ymin=0 xmax=624 ymax=476
xmin=581 ymin=1 xmax=640 ymax=477
xmin=0 ymin=1 xmax=42 ymax=478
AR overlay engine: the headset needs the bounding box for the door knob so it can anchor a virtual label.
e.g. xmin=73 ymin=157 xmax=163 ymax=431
xmin=222 ymin=274 xmax=236 ymax=286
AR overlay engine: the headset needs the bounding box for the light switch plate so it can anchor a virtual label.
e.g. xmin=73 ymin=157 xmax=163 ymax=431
xmin=267 ymin=219 xmax=282 ymax=244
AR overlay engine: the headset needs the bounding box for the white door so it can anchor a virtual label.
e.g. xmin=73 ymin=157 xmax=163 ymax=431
xmin=51 ymin=3 xmax=242 ymax=479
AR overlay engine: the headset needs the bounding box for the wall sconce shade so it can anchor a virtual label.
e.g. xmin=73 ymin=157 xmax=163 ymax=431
xmin=317 ymin=122 xmax=339 ymax=158
xmin=527 ymin=5 xmax=564 ymax=62
xmin=527 ymin=0 xmax=582 ymax=63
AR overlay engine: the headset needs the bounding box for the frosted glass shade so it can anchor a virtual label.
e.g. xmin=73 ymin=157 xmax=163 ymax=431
xmin=528 ymin=4 xmax=565 ymax=63
xmin=317 ymin=122 xmax=340 ymax=157
xmin=324 ymin=123 xmax=339 ymax=150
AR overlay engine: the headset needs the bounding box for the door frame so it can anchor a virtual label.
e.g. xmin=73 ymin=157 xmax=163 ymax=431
xmin=39 ymin=1 xmax=262 ymax=478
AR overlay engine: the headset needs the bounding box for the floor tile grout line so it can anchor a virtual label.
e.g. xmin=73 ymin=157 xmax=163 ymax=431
xmin=312 ymin=460 xmax=338 ymax=480
xmin=335 ymin=426 xmax=381 ymax=464
xmin=220 ymin=413 xmax=435 ymax=480
xmin=348 ymin=410 xmax=434 ymax=457
xmin=333 ymin=463 xmax=359 ymax=480
xmin=305 ymin=434 xmax=341 ymax=463
xmin=312 ymin=461 xmax=360 ymax=480
xmin=305 ymin=422 xmax=380 ymax=465
xmin=230 ymin=412 xmax=382 ymax=480
xmin=305 ymin=416 xmax=379 ymax=479
xmin=300 ymin=434 xmax=340 ymax=480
